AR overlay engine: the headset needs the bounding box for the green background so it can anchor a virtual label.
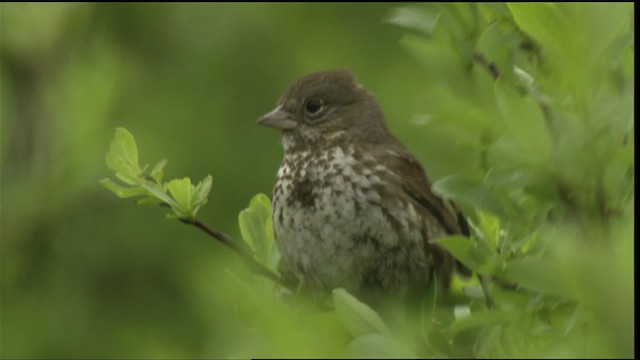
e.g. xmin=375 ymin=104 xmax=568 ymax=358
xmin=0 ymin=3 xmax=440 ymax=357
xmin=1 ymin=3 xmax=633 ymax=358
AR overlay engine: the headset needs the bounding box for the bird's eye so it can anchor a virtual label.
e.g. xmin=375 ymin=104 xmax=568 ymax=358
xmin=304 ymin=99 xmax=324 ymax=115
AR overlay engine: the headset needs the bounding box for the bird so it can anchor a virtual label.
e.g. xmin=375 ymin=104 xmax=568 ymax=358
xmin=257 ymin=69 xmax=470 ymax=301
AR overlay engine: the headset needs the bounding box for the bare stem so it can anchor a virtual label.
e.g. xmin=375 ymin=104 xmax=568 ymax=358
xmin=185 ymin=218 xmax=283 ymax=284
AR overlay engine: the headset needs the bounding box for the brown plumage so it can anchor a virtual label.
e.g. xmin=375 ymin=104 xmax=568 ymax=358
xmin=258 ymin=69 xmax=469 ymax=299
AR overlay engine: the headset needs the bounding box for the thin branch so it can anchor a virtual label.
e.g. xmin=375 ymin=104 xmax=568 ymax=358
xmin=473 ymin=51 xmax=501 ymax=79
xmin=185 ymin=218 xmax=283 ymax=284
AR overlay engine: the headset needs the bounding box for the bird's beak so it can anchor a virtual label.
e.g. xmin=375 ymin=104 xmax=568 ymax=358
xmin=257 ymin=105 xmax=298 ymax=130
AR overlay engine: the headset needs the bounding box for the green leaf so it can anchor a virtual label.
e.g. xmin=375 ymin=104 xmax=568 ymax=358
xmin=474 ymin=324 xmax=503 ymax=357
xmin=165 ymin=178 xmax=195 ymax=219
xmin=332 ymin=288 xmax=391 ymax=337
xmin=475 ymin=209 xmax=500 ymax=251
xmin=101 ymin=128 xmax=213 ymax=221
xmin=114 ymin=127 xmax=138 ymax=165
xmin=193 ymin=175 xmax=213 ymax=207
xmin=342 ymin=333 xmax=416 ymax=358
xmin=425 ymin=328 xmax=452 ymax=357
xmin=106 ymin=128 xmax=140 ymax=175
xmin=239 ymin=194 xmax=274 ymax=265
xmin=475 ymin=21 xmax=517 ymax=84
xmin=507 ymin=3 xmax=572 ymax=61
xmin=437 ymin=236 xmax=496 ymax=275
xmin=139 ymin=180 xmax=178 ymax=209
xmin=432 ymin=175 xmax=513 ymax=218
xmin=385 ymin=5 xmax=442 ymax=37
xmin=150 ymin=159 xmax=167 ymax=183
xmin=496 ymin=257 xmax=566 ymax=295
xmin=105 ymin=128 xmax=143 ymax=185
xmin=99 ymin=178 xmax=146 ymax=198
xmin=494 ymin=79 xmax=551 ymax=160
xmin=448 ymin=309 xmax=516 ymax=336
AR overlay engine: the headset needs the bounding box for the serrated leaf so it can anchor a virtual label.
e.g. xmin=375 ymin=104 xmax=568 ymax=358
xmin=332 ymin=288 xmax=391 ymax=337
xmin=342 ymin=333 xmax=416 ymax=358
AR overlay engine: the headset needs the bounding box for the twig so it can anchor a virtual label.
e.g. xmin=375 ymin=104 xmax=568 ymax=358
xmin=473 ymin=51 xmax=501 ymax=79
xmin=479 ymin=275 xmax=494 ymax=309
xmin=185 ymin=218 xmax=283 ymax=284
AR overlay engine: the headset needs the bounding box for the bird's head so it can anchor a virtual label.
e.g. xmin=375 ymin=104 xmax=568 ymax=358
xmin=258 ymin=69 xmax=391 ymax=150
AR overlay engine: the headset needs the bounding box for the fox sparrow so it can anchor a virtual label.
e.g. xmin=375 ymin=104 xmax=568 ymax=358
xmin=258 ymin=69 xmax=469 ymax=299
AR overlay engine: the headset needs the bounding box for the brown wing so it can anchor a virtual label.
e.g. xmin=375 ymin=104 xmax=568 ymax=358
xmin=380 ymin=143 xmax=472 ymax=284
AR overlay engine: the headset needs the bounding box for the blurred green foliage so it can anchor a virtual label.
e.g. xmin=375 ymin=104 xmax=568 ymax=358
xmin=1 ymin=3 xmax=634 ymax=358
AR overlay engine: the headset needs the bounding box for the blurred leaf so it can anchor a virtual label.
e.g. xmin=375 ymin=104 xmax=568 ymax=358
xmin=385 ymin=5 xmax=442 ymax=37
xmin=193 ymin=175 xmax=213 ymax=208
xmin=433 ymin=175 xmax=513 ymax=218
xmin=448 ymin=309 xmax=516 ymax=336
xmin=138 ymin=180 xmax=177 ymax=208
xmin=475 ymin=209 xmax=500 ymax=251
xmin=490 ymin=285 xmax=531 ymax=310
xmin=239 ymin=193 xmax=274 ymax=265
xmin=99 ymin=178 xmax=145 ymax=198
xmin=496 ymin=256 xmax=566 ymax=295
xmin=342 ymin=333 xmax=416 ymax=358
xmin=150 ymin=159 xmax=167 ymax=183
xmin=474 ymin=324 xmax=502 ymax=357
xmin=494 ymin=80 xmax=551 ymax=160
xmin=425 ymin=328 xmax=452 ymax=357
xmin=463 ymin=285 xmax=486 ymax=300
xmin=108 ymin=127 xmax=139 ymax=171
xmin=332 ymin=288 xmax=391 ymax=337
xmin=475 ymin=22 xmax=516 ymax=84
xmin=454 ymin=305 xmax=471 ymax=320
xmin=436 ymin=236 xmax=496 ymax=275
xmin=166 ymin=177 xmax=194 ymax=214
xmin=507 ymin=3 xmax=572 ymax=61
